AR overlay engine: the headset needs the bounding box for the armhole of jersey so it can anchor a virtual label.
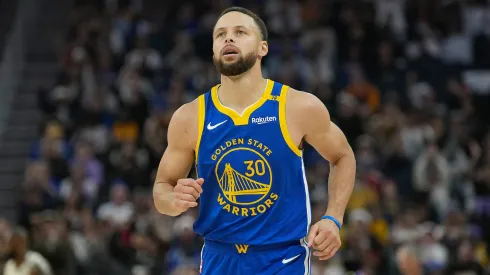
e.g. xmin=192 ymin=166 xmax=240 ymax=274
xmin=278 ymin=85 xmax=302 ymax=157
xmin=195 ymin=95 xmax=206 ymax=163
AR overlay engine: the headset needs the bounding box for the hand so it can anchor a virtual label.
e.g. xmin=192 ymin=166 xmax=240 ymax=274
xmin=307 ymin=219 xmax=341 ymax=260
xmin=171 ymin=178 xmax=204 ymax=213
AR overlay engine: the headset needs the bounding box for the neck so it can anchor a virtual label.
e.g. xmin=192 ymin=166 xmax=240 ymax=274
xmin=14 ymin=253 xmax=25 ymax=265
xmin=218 ymin=64 xmax=267 ymax=110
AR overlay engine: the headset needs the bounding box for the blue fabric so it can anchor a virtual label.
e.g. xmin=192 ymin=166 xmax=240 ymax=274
xmin=194 ymin=81 xmax=311 ymax=246
xmin=200 ymin=239 xmax=311 ymax=275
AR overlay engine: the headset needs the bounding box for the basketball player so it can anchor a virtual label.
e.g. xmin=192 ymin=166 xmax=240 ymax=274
xmin=153 ymin=7 xmax=356 ymax=275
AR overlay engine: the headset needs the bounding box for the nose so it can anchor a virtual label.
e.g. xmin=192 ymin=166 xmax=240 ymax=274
xmin=225 ymin=33 xmax=235 ymax=43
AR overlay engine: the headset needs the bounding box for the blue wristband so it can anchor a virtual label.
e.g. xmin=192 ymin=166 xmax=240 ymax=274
xmin=321 ymin=215 xmax=342 ymax=229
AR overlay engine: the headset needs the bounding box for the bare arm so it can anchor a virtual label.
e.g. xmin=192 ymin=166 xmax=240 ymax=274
xmin=289 ymin=90 xmax=356 ymax=225
xmin=153 ymin=101 xmax=201 ymax=216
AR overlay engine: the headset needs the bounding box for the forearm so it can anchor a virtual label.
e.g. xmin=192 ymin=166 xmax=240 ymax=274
xmin=325 ymin=152 xmax=356 ymax=224
xmin=153 ymin=181 xmax=181 ymax=216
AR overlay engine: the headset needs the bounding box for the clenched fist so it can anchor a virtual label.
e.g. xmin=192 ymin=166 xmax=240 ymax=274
xmin=170 ymin=178 xmax=204 ymax=213
xmin=307 ymin=219 xmax=341 ymax=260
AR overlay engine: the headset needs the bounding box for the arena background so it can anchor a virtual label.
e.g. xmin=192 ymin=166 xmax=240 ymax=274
xmin=1 ymin=0 xmax=490 ymax=274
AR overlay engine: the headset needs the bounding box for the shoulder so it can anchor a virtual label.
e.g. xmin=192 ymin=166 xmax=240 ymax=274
xmin=26 ymin=251 xmax=50 ymax=264
xmin=169 ymin=94 xmax=206 ymax=133
xmin=26 ymin=250 xmax=44 ymax=259
xmin=170 ymin=97 xmax=200 ymax=125
xmin=284 ymin=87 xmax=331 ymax=121
xmin=27 ymin=251 xmax=52 ymax=274
xmin=167 ymin=96 xmax=203 ymax=149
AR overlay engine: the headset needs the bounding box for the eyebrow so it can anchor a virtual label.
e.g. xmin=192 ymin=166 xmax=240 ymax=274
xmin=214 ymin=25 xmax=249 ymax=34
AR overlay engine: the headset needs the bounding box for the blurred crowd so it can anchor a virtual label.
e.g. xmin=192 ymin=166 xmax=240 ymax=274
xmin=1 ymin=0 xmax=490 ymax=274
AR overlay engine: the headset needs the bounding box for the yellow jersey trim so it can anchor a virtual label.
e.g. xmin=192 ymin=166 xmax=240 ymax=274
xmin=279 ymin=85 xmax=302 ymax=157
xmin=195 ymin=95 xmax=206 ymax=163
xmin=210 ymin=79 xmax=273 ymax=126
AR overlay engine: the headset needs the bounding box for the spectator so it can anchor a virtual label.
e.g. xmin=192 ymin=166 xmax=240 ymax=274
xmin=96 ymin=183 xmax=134 ymax=229
xmin=0 ymin=219 xmax=12 ymax=272
xmin=30 ymin=212 xmax=77 ymax=275
xmin=345 ymin=66 xmax=381 ymax=116
xmin=71 ymin=142 xmax=104 ymax=188
xmin=3 ymin=227 xmax=53 ymax=275
xmin=446 ymin=239 xmax=485 ymax=275
xmin=413 ymin=141 xmax=452 ymax=219
xmin=396 ymin=244 xmax=423 ymax=275
xmin=165 ymin=215 xmax=201 ymax=273
xmin=59 ymin=163 xmax=98 ymax=204
xmin=18 ymin=161 xmax=58 ymax=229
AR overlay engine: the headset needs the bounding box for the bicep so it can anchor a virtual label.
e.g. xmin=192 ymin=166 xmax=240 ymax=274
xmin=305 ymin=121 xmax=352 ymax=164
xmin=154 ymin=104 xmax=197 ymax=187
xmin=300 ymin=94 xmax=352 ymax=163
xmin=155 ymin=142 xmax=195 ymax=186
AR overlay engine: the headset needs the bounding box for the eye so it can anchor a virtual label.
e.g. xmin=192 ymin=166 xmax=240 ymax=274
xmin=216 ymin=32 xmax=225 ymax=38
xmin=236 ymin=30 xmax=245 ymax=35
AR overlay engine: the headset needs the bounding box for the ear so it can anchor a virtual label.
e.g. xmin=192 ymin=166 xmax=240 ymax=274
xmin=258 ymin=41 xmax=268 ymax=58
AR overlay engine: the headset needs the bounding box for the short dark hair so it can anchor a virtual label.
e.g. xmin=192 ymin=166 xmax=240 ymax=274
xmin=218 ymin=7 xmax=268 ymax=41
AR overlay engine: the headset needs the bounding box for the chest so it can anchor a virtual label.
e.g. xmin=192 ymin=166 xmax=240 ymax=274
xmin=202 ymin=99 xmax=283 ymax=146
xmin=200 ymin=122 xmax=286 ymax=169
xmin=197 ymin=83 xmax=303 ymax=174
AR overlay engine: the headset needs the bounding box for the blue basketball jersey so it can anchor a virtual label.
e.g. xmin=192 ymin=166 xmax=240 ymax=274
xmin=193 ymin=79 xmax=312 ymax=246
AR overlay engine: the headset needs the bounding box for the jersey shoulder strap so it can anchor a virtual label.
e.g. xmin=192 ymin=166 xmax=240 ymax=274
xmin=195 ymin=93 xmax=207 ymax=163
xmin=275 ymin=83 xmax=302 ymax=157
xmin=268 ymin=81 xmax=283 ymax=100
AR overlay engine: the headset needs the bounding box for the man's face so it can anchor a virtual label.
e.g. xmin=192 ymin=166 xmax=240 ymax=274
xmin=112 ymin=185 xmax=127 ymax=205
xmin=212 ymin=12 xmax=267 ymax=76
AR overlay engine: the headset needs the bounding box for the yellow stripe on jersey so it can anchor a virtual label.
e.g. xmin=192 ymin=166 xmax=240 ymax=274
xmin=211 ymin=79 xmax=274 ymax=126
xmin=195 ymin=94 xmax=206 ymax=163
xmin=278 ymin=85 xmax=302 ymax=157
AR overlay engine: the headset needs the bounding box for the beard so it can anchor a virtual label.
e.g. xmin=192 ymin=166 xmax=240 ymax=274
xmin=213 ymin=51 xmax=257 ymax=76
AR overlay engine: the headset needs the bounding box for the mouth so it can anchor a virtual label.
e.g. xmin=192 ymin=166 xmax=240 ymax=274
xmin=222 ymin=46 xmax=239 ymax=56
